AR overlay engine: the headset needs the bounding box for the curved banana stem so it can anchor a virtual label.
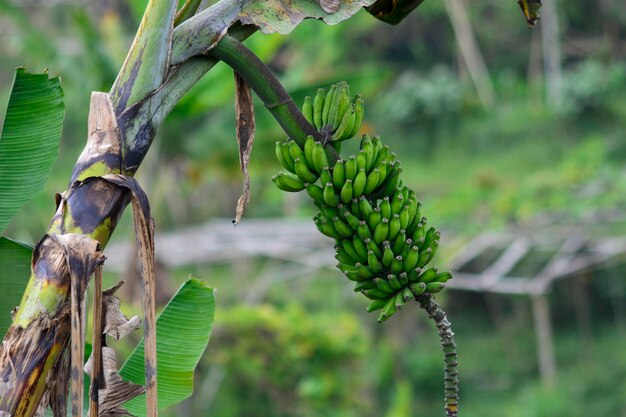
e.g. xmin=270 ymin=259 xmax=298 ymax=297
xmin=209 ymin=35 xmax=339 ymax=162
xmin=416 ymin=295 xmax=459 ymax=417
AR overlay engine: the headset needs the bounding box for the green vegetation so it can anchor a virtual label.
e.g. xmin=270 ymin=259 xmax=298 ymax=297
xmin=1 ymin=0 xmax=625 ymax=415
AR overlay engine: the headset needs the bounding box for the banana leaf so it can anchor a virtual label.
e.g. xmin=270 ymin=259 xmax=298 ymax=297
xmin=0 ymin=68 xmax=64 ymax=233
xmin=0 ymin=237 xmax=32 ymax=337
xmin=120 ymin=278 xmax=216 ymax=415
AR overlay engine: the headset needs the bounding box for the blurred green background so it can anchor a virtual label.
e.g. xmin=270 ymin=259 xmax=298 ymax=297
xmin=1 ymin=0 xmax=626 ymax=416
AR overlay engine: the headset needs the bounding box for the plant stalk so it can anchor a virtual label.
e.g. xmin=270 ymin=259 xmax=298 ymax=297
xmin=209 ymin=36 xmax=339 ymax=161
xmin=416 ymin=295 xmax=459 ymax=417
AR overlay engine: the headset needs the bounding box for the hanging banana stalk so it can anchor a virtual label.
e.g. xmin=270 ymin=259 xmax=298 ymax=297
xmin=210 ymin=35 xmax=459 ymax=417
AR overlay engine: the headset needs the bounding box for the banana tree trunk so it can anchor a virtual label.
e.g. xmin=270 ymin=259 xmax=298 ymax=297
xmin=0 ymin=93 xmax=132 ymax=416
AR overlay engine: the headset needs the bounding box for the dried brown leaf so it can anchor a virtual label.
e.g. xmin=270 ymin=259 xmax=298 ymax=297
xmin=102 ymin=282 xmax=142 ymax=341
xmin=100 ymin=175 xmax=157 ymax=417
xmin=233 ymin=72 xmax=255 ymax=226
xmin=85 ymin=347 xmax=145 ymax=416
xmin=48 ymin=234 xmax=104 ymax=417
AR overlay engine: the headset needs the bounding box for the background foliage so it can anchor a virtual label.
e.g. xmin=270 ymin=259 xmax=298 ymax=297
xmin=1 ymin=0 xmax=625 ymax=416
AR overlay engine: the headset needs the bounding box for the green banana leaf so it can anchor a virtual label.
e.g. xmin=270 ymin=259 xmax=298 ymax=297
xmin=0 ymin=68 xmax=65 ymax=234
xmin=120 ymin=278 xmax=216 ymax=415
xmin=0 ymin=237 xmax=33 ymax=337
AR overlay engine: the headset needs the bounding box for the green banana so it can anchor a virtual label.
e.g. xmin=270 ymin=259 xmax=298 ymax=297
xmin=394 ymin=291 xmax=406 ymax=310
xmin=332 ymin=160 xmax=345 ymax=190
xmin=345 ymin=155 xmax=358 ymax=180
xmin=433 ymin=271 xmax=453 ymax=283
xmin=373 ymin=218 xmax=389 ymax=245
xmin=388 ymin=214 xmax=401 ymax=241
xmin=355 ymin=150 xmax=367 ymax=171
xmin=333 ymin=216 xmax=353 ymax=238
xmin=368 ymin=250 xmax=383 ymax=274
xmin=294 ymin=158 xmax=318 ymax=183
xmin=360 ymin=135 xmax=375 ymax=171
xmin=303 ymin=96 xmax=313 ymax=125
xmin=321 ymin=84 xmax=337 ymax=128
xmin=311 ymin=141 xmax=330 ymax=173
xmin=353 ymin=169 xmax=367 ymax=197
xmin=305 ymin=183 xmax=324 ymax=203
xmin=374 ymin=277 xmax=394 ymax=294
xmin=367 ymin=207 xmax=382 ymax=231
xmin=388 ymin=274 xmax=402 ymax=291
xmin=378 ymin=297 xmax=397 ymax=323
xmin=410 ymin=282 xmax=427 ymax=297
xmin=382 ymin=243 xmax=394 ymax=268
xmin=418 ymin=267 xmax=439 ymax=284
xmin=364 ymin=168 xmax=380 ymax=194
xmin=275 ymin=141 xmax=294 ymax=173
xmin=342 ymin=209 xmax=361 ymax=230
xmin=346 ymin=96 xmax=364 ymax=139
xmin=304 ymin=136 xmax=316 ymax=170
xmin=313 ymin=88 xmax=325 ymax=130
xmin=272 ymin=171 xmax=305 ymax=192
xmin=403 ymin=246 xmax=420 ymax=271
xmin=380 ymin=197 xmax=391 ymax=219
xmin=367 ymin=299 xmax=387 ymax=313
xmin=390 ymin=256 xmax=404 ymax=275
xmin=352 ymin=235 xmax=369 ymax=261
xmin=365 ymin=238 xmax=382 ymax=259
xmin=340 ymin=179 xmax=353 ymax=204
xmin=355 ymin=280 xmax=378 ymax=292
xmin=358 ymin=195 xmax=374 ymax=219
xmin=315 ymin=219 xmax=341 ymax=239
xmin=426 ymin=282 xmax=445 ymax=293
xmin=402 ymin=287 xmax=413 ymax=302
xmin=279 ymin=141 xmax=296 ymax=173
xmin=323 ymin=182 xmax=340 ymax=206
xmin=357 ymin=221 xmax=372 ymax=241
xmin=392 ymin=231 xmax=407 ymax=255
xmin=320 ymin=166 xmax=333 ymax=186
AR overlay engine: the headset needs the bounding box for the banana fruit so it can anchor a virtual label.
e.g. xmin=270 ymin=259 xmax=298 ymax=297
xmin=272 ymin=84 xmax=452 ymax=323
xmin=303 ymin=81 xmax=364 ymax=142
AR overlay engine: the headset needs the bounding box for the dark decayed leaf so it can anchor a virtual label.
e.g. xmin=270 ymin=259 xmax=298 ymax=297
xmin=517 ymin=0 xmax=542 ymax=27
xmin=365 ymin=0 xmax=426 ymax=25
xmin=85 ymin=281 xmax=143 ymax=417
xmin=0 ymin=68 xmax=64 ymax=233
xmin=120 ymin=278 xmax=216 ymax=416
xmin=233 ymin=72 xmax=255 ymax=226
xmin=0 ymin=236 xmax=32 ymax=337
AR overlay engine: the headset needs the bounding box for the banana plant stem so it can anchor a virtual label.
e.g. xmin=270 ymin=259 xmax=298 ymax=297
xmin=209 ymin=35 xmax=339 ymax=162
xmin=416 ymin=295 xmax=459 ymax=417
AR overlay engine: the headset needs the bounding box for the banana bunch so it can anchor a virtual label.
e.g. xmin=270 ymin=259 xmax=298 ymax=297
xmin=301 ymin=81 xmax=364 ymax=143
xmin=272 ymin=91 xmax=452 ymax=323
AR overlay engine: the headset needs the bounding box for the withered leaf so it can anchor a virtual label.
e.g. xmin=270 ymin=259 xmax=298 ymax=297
xmin=102 ymin=282 xmax=142 ymax=341
xmin=85 ymin=347 xmax=145 ymax=416
xmin=99 ymin=174 xmax=157 ymax=417
xmin=233 ymin=72 xmax=255 ymax=226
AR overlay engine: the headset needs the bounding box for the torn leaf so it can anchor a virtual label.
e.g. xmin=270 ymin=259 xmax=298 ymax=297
xmin=85 ymin=347 xmax=145 ymax=416
xmin=233 ymin=72 xmax=255 ymax=226
xmin=237 ymin=0 xmax=377 ymax=35
xmin=102 ymin=282 xmax=142 ymax=341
